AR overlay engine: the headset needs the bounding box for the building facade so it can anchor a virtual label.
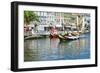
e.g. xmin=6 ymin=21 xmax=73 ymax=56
xmin=29 ymin=11 xmax=90 ymax=32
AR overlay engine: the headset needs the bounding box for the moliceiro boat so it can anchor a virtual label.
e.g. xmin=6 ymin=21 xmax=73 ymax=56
xmin=58 ymin=32 xmax=79 ymax=40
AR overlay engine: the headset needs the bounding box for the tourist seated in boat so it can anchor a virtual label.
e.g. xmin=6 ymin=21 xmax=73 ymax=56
xmin=71 ymin=31 xmax=80 ymax=36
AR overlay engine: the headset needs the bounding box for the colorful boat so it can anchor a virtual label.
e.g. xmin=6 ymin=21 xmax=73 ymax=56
xmin=58 ymin=33 xmax=79 ymax=40
xmin=66 ymin=32 xmax=79 ymax=40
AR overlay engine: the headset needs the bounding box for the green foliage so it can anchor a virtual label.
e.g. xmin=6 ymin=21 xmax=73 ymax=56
xmin=24 ymin=11 xmax=39 ymax=25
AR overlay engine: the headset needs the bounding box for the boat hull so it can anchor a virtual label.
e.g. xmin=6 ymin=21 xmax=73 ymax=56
xmin=65 ymin=35 xmax=79 ymax=40
xmin=50 ymin=34 xmax=58 ymax=38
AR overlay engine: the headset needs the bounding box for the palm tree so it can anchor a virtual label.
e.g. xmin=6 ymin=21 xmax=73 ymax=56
xmin=24 ymin=11 xmax=39 ymax=33
xmin=24 ymin=11 xmax=39 ymax=26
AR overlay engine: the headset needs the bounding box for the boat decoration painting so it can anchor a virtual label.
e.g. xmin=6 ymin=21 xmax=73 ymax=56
xmin=11 ymin=1 xmax=97 ymax=71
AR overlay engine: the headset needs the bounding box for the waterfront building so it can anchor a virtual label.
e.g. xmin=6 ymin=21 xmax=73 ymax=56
xmin=28 ymin=11 xmax=90 ymax=33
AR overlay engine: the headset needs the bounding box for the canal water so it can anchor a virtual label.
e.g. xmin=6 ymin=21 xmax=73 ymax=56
xmin=24 ymin=33 xmax=90 ymax=62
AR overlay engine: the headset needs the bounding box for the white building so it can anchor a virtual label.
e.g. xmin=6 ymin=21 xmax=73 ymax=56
xmin=30 ymin=11 xmax=90 ymax=32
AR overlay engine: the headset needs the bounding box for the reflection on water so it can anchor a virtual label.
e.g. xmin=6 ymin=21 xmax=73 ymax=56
xmin=24 ymin=33 xmax=90 ymax=61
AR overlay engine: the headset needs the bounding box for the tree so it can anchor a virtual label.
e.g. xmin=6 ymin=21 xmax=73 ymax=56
xmin=24 ymin=11 xmax=39 ymax=25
